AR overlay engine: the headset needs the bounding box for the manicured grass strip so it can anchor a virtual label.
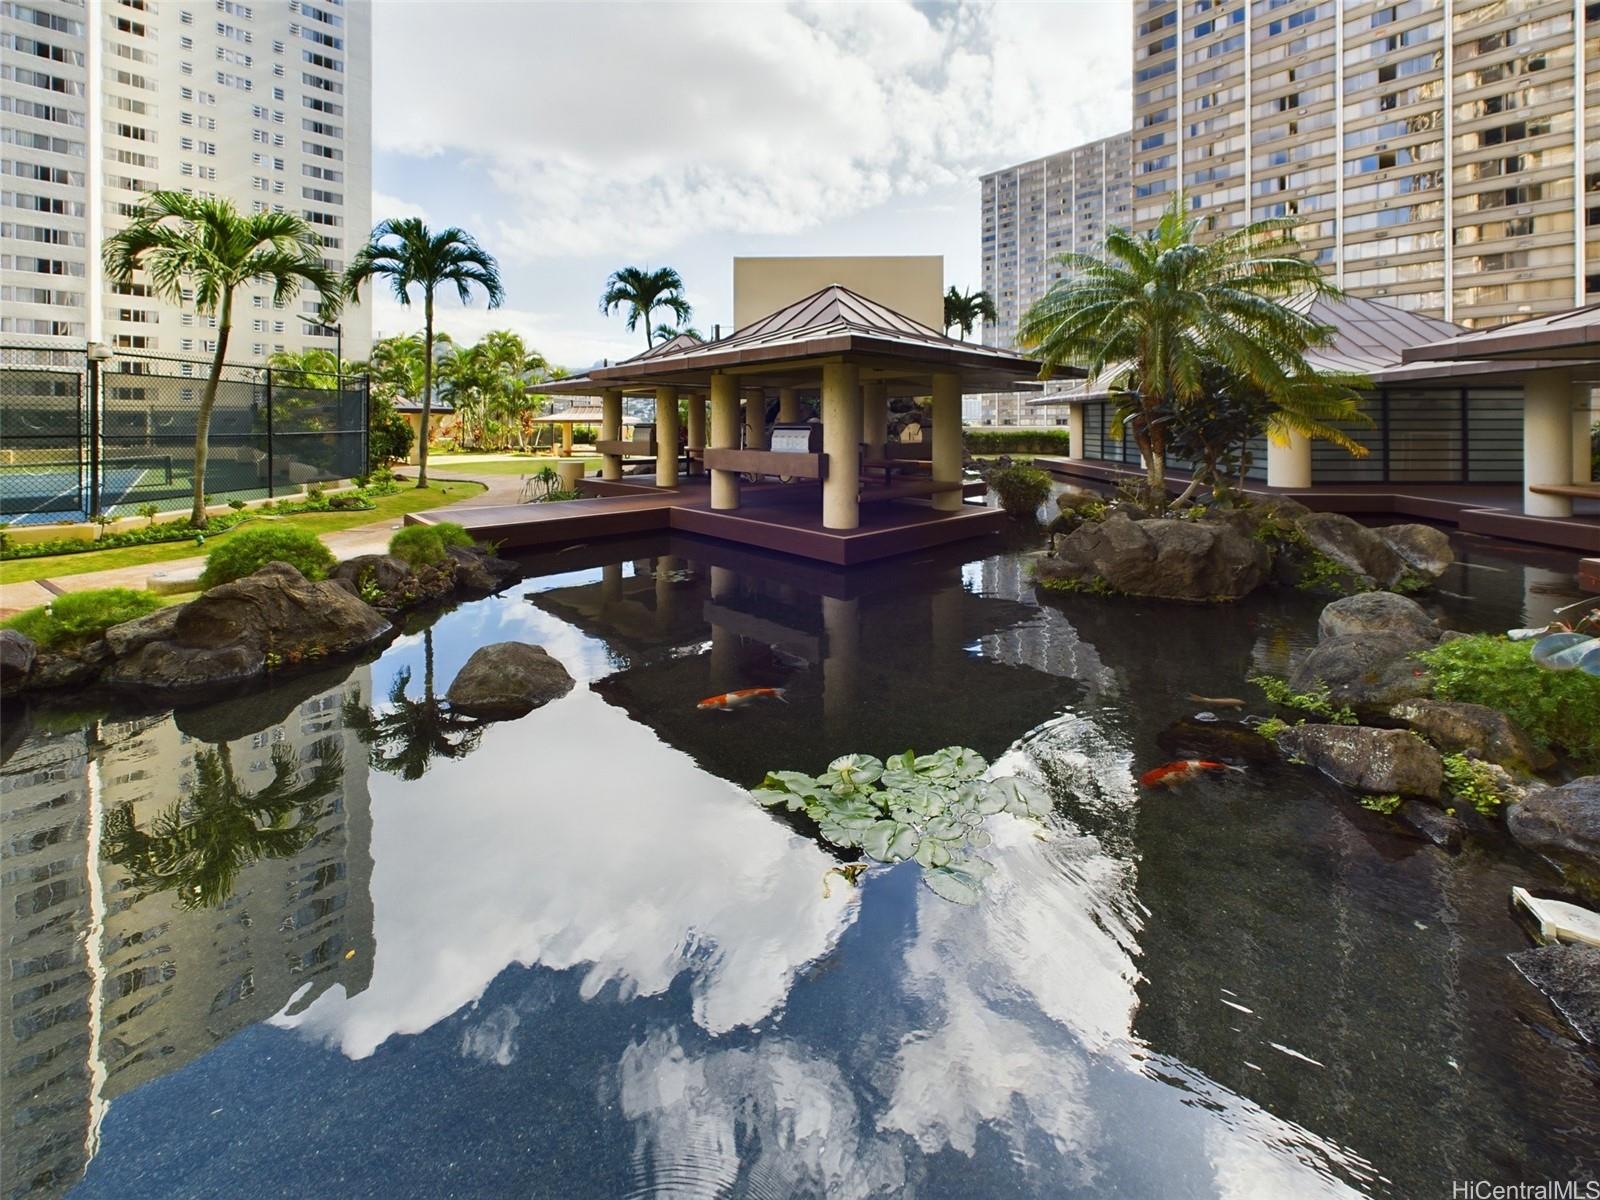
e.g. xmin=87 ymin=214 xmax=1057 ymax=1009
xmin=427 ymin=456 xmax=602 ymax=477
xmin=0 ymin=481 xmax=483 ymax=584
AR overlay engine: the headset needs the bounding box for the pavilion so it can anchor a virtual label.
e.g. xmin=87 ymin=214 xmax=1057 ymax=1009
xmin=418 ymin=286 xmax=1056 ymax=563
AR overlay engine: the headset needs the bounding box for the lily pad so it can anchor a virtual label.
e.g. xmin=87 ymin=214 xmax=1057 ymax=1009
xmin=923 ymin=864 xmax=984 ymax=905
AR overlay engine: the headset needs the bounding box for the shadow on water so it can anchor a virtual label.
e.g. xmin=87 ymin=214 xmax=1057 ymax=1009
xmin=0 ymin=525 xmax=1594 ymax=1198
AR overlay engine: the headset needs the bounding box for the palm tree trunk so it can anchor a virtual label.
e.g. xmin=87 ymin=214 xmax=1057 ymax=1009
xmin=1139 ymin=396 xmax=1167 ymax=503
xmin=417 ymin=294 xmax=433 ymax=489
xmin=191 ymin=289 xmax=234 ymax=526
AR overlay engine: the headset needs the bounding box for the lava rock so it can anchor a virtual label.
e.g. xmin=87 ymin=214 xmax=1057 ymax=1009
xmin=329 ymin=553 xmax=414 ymax=596
xmin=1156 ymin=716 xmax=1278 ymax=765
xmin=448 ymin=545 xmax=521 ymax=593
xmin=1295 ymin=512 xmax=1408 ymax=589
xmin=1507 ymin=776 xmax=1600 ymax=877
xmin=0 ymin=629 xmax=36 ymax=695
xmin=1037 ymin=511 xmax=1270 ymax=602
xmin=100 ymin=603 xmax=182 ymax=658
xmin=446 ymin=641 xmax=574 ymax=719
xmin=1376 ymin=523 xmax=1455 ymax=579
xmin=1276 ymin=724 xmax=1444 ymax=797
xmin=104 ymin=562 xmax=391 ymax=694
xmin=1509 ymin=943 xmax=1600 ymax=1045
xmin=1317 ymin=591 xmax=1441 ymax=648
xmin=1388 ymin=699 xmax=1554 ymax=771
xmin=1397 ymin=799 xmax=1465 ymax=850
xmin=1288 ymin=633 xmax=1434 ymax=708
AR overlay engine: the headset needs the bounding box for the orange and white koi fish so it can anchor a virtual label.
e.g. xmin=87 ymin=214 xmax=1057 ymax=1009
xmin=1139 ymin=759 xmax=1240 ymax=789
xmin=697 ymin=687 xmax=788 ymax=711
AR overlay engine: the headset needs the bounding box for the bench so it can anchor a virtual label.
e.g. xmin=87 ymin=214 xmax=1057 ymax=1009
xmin=1529 ymin=483 xmax=1600 ymax=499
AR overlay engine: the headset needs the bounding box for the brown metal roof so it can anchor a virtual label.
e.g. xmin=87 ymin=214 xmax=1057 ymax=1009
xmin=585 ymin=284 xmax=1056 ymax=394
xmin=1400 ymin=303 xmax=1600 ymax=364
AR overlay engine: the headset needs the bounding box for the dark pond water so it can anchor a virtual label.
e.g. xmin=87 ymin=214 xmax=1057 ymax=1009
xmin=2 ymin=521 xmax=1596 ymax=1199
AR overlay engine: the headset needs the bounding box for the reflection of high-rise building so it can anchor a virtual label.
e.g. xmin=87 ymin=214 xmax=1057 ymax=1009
xmin=0 ymin=668 xmax=374 ymax=1198
xmin=975 ymin=133 xmax=1133 ymax=426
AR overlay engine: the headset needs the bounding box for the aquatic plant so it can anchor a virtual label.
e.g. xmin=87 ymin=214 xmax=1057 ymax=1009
xmin=1249 ymin=674 xmax=1358 ymax=725
xmin=1440 ymin=752 xmax=1509 ymax=817
xmin=1357 ymin=793 xmax=1403 ymax=815
xmin=1418 ymin=635 xmax=1600 ymax=758
xmin=751 ymin=746 xmax=1051 ymax=904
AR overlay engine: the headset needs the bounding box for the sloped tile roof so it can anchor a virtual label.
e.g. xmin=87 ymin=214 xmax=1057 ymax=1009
xmin=1400 ymin=302 xmax=1600 ymax=363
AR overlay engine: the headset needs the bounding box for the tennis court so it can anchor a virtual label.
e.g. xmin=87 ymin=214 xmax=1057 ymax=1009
xmin=0 ymin=455 xmax=179 ymax=525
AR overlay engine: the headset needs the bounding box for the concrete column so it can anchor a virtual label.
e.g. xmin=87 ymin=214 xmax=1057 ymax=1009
xmin=561 ymin=421 xmax=574 ymax=456
xmin=744 ymin=388 xmax=767 ymax=450
xmin=821 ymin=362 xmax=862 ymax=530
xmin=654 ymin=386 xmax=679 ymax=488
xmin=710 ymin=373 xmax=740 ymax=510
xmin=1573 ymin=383 xmax=1596 ymax=484
xmin=687 ymin=390 xmax=707 ymax=476
xmin=777 ymin=386 xmax=799 ymax=423
xmin=601 ymin=388 xmax=623 ymax=481
xmin=862 ymin=380 xmax=888 ymax=456
xmin=1524 ymin=369 xmax=1574 ymax=517
xmin=1266 ymin=432 xmax=1312 ymax=489
xmin=930 ymin=371 xmax=962 ymax=512
xmin=821 ymin=594 xmax=859 ymax=742
xmin=1067 ymin=402 xmax=1086 ymax=461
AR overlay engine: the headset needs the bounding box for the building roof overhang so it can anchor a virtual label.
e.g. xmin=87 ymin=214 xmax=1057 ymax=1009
xmin=1400 ymin=303 xmax=1600 ymax=364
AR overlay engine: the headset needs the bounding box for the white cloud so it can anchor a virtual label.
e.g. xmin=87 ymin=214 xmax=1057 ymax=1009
xmin=367 ymin=190 xmax=431 ymax=230
xmin=373 ymin=0 xmax=1130 ymax=261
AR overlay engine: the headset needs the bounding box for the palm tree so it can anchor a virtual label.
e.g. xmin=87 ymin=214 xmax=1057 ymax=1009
xmin=1017 ymin=195 xmax=1361 ymax=501
xmin=651 ymin=323 xmax=703 ymax=344
xmin=600 ymin=267 xmax=691 ymax=349
xmin=267 ymin=347 xmax=354 ymax=390
xmin=943 ymin=287 xmax=997 ymax=341
xmin=103 ymin=192 xmax=342 ymax=525
xmin=345 ymin=219 xmax=504 ymax=487
xmin=101 ymin=741 xmax=341 ymax=910
xmin=342 ymin=629 xmax=483 ymax=779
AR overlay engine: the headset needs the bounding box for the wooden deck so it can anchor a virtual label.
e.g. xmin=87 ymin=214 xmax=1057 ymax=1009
xmin=409 ymin=475 xmax=1005 ymax=565
xmin=1036 ymin=457 xmax=1600 ymax=554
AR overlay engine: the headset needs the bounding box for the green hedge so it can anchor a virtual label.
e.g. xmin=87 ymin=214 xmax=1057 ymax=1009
xmin=963 ymin=428 xmax=1071 ymax=455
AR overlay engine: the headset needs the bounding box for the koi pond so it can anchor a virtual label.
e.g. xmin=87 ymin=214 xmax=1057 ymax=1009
xmin=3 ymin=524 xmax=1596 ymax=1199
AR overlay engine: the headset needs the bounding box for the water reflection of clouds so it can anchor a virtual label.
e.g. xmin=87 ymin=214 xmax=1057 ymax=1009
xmin=274 ymin=680 xmax=858 ymax=1056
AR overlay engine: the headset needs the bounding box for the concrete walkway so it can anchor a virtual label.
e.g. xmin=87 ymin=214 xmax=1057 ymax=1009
xmin=0 ymin=466 xmax=522 ymax=618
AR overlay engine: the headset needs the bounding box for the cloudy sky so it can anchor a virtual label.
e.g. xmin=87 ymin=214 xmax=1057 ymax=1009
xmin=369 ymin=0 xmax=1131 ymax=367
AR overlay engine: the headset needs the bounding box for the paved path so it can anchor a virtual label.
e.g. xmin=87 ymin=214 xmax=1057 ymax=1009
xmin=0 ymin=466 xmax=521 ymax=617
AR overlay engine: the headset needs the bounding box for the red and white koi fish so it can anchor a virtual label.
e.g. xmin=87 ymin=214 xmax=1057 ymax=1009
xmin=697 ymin=687 xmax=788 ymax=711
xmin=1139 ymin=759 xmax=1241 ymax=789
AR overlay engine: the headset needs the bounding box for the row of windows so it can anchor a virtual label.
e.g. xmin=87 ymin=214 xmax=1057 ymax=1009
xmin=1 ymin=95 xmax=84 ymax=127
xmin=1 ymin=221 xmax=83 ymax=246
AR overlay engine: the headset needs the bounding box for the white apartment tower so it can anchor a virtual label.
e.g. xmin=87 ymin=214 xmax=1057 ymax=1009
xmin=976 ymin=132 xmax=1133 ymax=424
xmin=1 ymin=0 xmax=371 ymax=360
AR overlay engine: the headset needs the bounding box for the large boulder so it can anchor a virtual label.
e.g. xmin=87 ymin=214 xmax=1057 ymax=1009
xmin=446 ymin=641 xmax=574 ymax=719
xmin=447 ymin=545 xmax=521 ymax=593
xmin=104 ymin=562 xmax=392 ymax=694
xmin=1509 ymin=944 xmax=1600 ymax=1045
xmin=1389 ymin=699 xmax=1554 ymax=771
xmin=0 ymin=629 xmax=36 ymax=695
xmin=1317 ymin=591 xmax=1441 ymax=648
xmin=1037 ymin=511 xmax=1269 ymax=602
xmin=1507 ymin=776 xmax=1600 ymax=878
xmin=101 ymin=603 xmax=182 ymax=658
xmin=1295 ymin=512 xmax=1407 ymax=589
xmin=1288 ymin=633 xmax=1433 ymax=708
xmin=1276 ymin=724 xmax=1444 ymax=798
xmin=1377 ymin=523 xmax=1454 ymax=579
xmin=329 ymin=553 xmax=414 ymax=596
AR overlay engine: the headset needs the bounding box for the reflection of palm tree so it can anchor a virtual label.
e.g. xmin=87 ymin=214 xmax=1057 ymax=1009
xmin=342 ymin=629 xmax=483 ymax=779
xmin=102 ymin=741 xmax=341 ymax=911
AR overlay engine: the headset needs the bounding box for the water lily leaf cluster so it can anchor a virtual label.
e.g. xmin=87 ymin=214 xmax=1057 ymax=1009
xmin=752 ymin=747 xmax=1051 ymax=904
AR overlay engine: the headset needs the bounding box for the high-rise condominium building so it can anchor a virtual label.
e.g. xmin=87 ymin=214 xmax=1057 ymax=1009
xmin=1131 ymin=0 xmax=1596 ymax=327
xmin=1 ymin=0 xmax=372 ymax=360
xmin=975 ymin=132 xmax=1133 ymax=424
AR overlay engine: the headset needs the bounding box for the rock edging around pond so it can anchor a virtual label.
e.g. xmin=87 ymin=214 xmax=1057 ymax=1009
xmin=1036 ymin=495 xmax=1453 ymax=603
xmin=3 ymin=544 xmax=522 ymax=701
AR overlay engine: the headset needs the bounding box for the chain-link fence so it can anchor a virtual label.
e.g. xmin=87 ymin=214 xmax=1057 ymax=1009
xmin=1 ymin=344 xmax=368 ymax=524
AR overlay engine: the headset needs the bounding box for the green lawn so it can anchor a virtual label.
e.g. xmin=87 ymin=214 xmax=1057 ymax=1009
xmin=427 ymin=456 xmax=601 ymax=477
xmin=0 ymin=480 xmax=484 ymax=584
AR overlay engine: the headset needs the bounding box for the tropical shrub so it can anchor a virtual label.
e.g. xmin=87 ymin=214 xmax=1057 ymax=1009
xmin=2 ymin=588 xmax=161 ymax=650
xmin=963 ymin=428 xmax=1072 ymax=455
xmin=388 ymin=525 xmax=447 ymax=567
xmin=989 ymin=465 xmax=1053 ymax=519
xmin=752 ymin=746 xmax=1052 ymax=904
xmin=1418 ymin=635 xmax=1600 ymax=757
xmin=200 ymin=526 xmax=334 ymax=588
xmin=432 ymin=521 xmax=475 ymax=551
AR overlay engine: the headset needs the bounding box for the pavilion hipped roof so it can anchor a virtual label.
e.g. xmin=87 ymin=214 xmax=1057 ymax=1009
xmin=1401 ymin=302 xmax=1600 ymax=364
xmin=580 ymin=284 xmax=1055 ymax=395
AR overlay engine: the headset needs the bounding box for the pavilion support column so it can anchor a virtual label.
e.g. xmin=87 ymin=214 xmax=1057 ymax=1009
xmin=777 ymin=386 xmax=799 ymax=423
xmin=821 ymin=362 xmax=862 ymax=530
xmin=600 ymin=561 xmax=622 ymax=606
xmin=862 ymin=380 xmax=888 ymax=457
xmin=710 ymin=373 xmax=740 ymax=510
xmin=1066 ymin=402 xmax=1086 ymax=461
xmin=687 ymin=390 xmax=707 ymax=476
xmin=1266 ymin=433 xmax=1312 ymax=489
xmin=1524 ymin=369 xmax=1573 ymax=517
xmin=654 ymin=386 xmax=679 ymax=489
xmin=561 ymin=421 xmax=573 ymax=456
xmin=601 ymin=388 xmax=623 ymax=481
xmin=744 ymin=388 xmax=767 ymax=450
xmin=930 ymin=371 xmax=962 ymax=512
